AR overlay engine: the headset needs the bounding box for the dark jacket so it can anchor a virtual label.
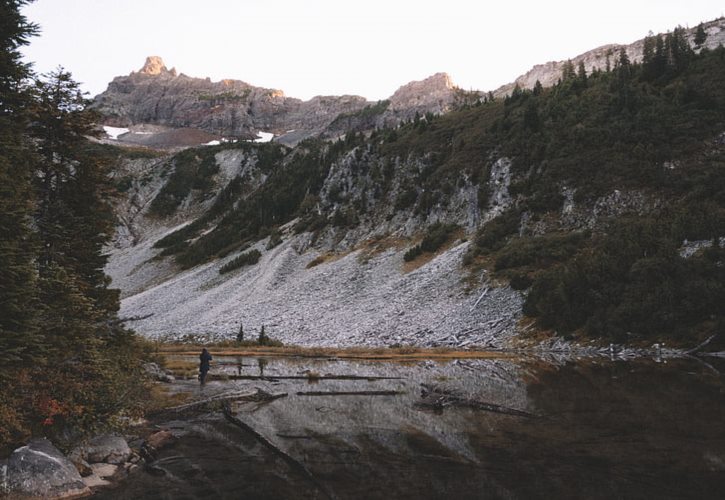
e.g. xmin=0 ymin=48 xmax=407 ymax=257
xmin=199 ymin=349 xmax=212 ymax=371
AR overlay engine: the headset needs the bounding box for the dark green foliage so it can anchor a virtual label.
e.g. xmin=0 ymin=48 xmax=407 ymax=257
xmin=174 ymin=138 xmax=368 ymax=268
xmin=149 ymin=149 xmax=220 ymax=216
xmin=403 ymin=223 xmax=459 ymax=261
xmin=494 ymin=232 xmax=588 ymax=271
xmin=395 ymin=187 xmax=418 ymax=210
xmin=218 ymin=249 xmax=262 ymax=274
xmin=0 ymin=0 xmax=41 ymax=369
xmin=403 ymin=246 xmax=423 ymax=262
xmin=266 ymin=228 xmax=282 ymax=250
xmin=694 ymin=23 xmax=707 ymax=47
xmin=473 ymin=209 xmax=521 ymax=252
xmin=524 ymin=218 xmax=725 ymax=342
xmin=0 ymin=5 xmax=150 ymax=453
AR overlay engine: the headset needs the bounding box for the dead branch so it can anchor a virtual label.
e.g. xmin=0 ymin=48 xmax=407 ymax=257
xmin=470 ymin=287 xmax=489 ymax=311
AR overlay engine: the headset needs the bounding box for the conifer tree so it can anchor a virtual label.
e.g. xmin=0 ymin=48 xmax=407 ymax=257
xmin=0 ymin=0 xmax=43 ymax=368
xmin=694 ymin=23 xmax=707 ymax=47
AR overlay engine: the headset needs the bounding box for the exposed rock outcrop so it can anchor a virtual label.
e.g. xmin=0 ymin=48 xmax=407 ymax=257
xmin=385 ymin=72 xmax=458 ymax=121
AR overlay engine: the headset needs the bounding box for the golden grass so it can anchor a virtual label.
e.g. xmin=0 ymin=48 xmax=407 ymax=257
xmin=144 ymin=383 xmax=193 ymax=413
xmin=306 ymin=250 xmax=355 ymax=269
xmin=161 ymin=359 xmax=199 ymax=378
xmin=355 ymin=235 xmax=409 ymax=263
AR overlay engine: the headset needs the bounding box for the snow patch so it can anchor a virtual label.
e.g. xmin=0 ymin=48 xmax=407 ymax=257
xmin=103 ymin=126 xmax=129 ymax=140
xmin=254 ymin=131 xmax=274 ymax=143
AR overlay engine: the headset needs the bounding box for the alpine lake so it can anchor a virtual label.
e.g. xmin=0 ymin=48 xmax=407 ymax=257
xmin=96 ymin=352 xmax=725 ymax=499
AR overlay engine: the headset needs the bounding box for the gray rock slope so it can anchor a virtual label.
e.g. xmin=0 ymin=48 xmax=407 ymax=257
xmin=118 ymin=235 xmax=522 ymax=347
xmin=106 ymin=145 xmax=524 ymax=347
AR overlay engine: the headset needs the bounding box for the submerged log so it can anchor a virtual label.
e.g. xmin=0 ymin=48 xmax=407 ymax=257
xmin=686 ymin=334 xmax=718 ymax=355
xmin=295 ymin=390 xmax=403 ymax=396
xmin=417 ymin=384 xmax=539 ymax=418
xmin=150 ymin=389 xmax=286 ymax=417
xmin=213 ymin=374 xmax=402 ymax=381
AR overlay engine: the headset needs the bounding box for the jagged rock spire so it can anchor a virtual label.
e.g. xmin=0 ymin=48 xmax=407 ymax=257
xmin=139 ymin=56 xmax=170 ymax=76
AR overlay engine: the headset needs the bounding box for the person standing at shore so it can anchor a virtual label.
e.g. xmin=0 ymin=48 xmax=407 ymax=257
xmin=199 ymin=348 xmax=212 ymax=384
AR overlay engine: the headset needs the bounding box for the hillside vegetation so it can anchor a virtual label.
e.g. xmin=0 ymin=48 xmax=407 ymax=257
xmin=146 ymin=29 xmax=725 ymax=345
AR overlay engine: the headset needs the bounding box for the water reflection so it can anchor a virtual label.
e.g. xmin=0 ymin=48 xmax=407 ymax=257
xmin=98 ymin=356 xmax=725 ymax=499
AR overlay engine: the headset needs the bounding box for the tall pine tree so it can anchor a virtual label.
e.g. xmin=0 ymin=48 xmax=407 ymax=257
xmin=0 ymin=0 xmax=42 ymax=368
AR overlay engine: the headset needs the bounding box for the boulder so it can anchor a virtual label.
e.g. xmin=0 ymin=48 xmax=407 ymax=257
xmin=5 ymin=438 xmax=90 ymax=498
xmin=67 ymin=448 xmax=93 ymax=477
xmin=82 ymin=435 xmax=131 ymax=465
xmin=89 ymin=463 xmax=118 ymax=478
xmin=140 ymin=429 xmax=176 ymax=461
xmin=145 ymin=430 xmax=175 ymax=451
xmin=142 ymin=362 xmax=175 ymax=383
xmin=81 ymin=473 xmax=110 ymax=488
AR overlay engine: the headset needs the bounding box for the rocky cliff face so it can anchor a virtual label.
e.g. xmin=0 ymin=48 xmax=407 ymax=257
xmin=495 ymin=18 xmax=725 ymax=96
xmin=93 ymin=58 xmax=464 ymax=146
xmin=94 ymin=56 xmax=365 ymax=142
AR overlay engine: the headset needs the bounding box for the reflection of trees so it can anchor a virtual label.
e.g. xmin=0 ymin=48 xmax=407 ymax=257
xmin=471 ymin=360 xmax=725 ymax=499
xmin=257 ymin=358 xmax=268 ymax=378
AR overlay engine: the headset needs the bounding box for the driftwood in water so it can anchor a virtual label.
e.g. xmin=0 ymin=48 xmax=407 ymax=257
xmin=686 ymin=334 xmax=718 ymax=355
xmin=213 ymin=374 xmax=402 ymax=381
xmin=221 ymin=402 xmax=333 ymax=500
xmin=150 ymin=389 xmax=286 ymax=417
xmin=417 ymin=384 xmax=538 ymax=418
xmin=295 ymin=390 xmax=403 ymax=397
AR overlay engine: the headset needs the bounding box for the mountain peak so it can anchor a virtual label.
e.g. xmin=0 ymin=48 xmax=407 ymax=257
xmin=387 ymin=72 xmax=457 ymax=114
xmin=139 ymin=56 xmax=174 ymax=76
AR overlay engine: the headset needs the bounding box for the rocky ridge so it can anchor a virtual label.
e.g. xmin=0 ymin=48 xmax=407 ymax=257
xmin=495 ymin=17 xmax=725 ymax=96
xmin=93 ymin=57 xmax=465 ymax=147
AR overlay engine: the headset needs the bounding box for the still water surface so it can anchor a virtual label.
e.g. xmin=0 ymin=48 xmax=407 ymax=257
xmin=98 ymin=355 xmax=725 ymax=499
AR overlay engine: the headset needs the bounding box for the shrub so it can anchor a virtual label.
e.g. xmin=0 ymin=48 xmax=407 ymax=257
xmin=473 ymin=209 xmax=521 ymax=252
xmin=219 ymin=249 xmax=262 ymax=274
xmin=404 ymin=223 xmax=459 ymax=261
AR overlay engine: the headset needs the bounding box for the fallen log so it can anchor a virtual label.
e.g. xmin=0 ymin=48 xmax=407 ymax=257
xmin=417 ymin=384 xmax=539 ymax=418
xmin=295 ymin=390 xmax=403 ymax=396
xmin=149 ymin=388 xmax=286 ymax=417
xmin=213 ymin=374 xmax=402 ymax=381
xmin=470 ymin=287 xmax=489 ymax=311
xmin=686 ymin=334 xmax=718 ymax=355
xmin=221 ymin=402 xmax=333 ymax=500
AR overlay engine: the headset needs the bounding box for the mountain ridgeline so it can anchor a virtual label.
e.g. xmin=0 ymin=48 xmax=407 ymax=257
xmin=113 ymin=24 xmax=725 ymax=346
xmin=93 ymin=57 xmax=475 ymax=146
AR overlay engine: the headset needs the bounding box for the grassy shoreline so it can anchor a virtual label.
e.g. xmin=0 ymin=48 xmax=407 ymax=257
xmin=153 ymin=342 xmax=512 ymax=361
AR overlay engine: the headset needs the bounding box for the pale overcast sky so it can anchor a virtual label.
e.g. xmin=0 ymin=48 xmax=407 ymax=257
xmin=21 ymin=0 xmax=725 ymax=101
